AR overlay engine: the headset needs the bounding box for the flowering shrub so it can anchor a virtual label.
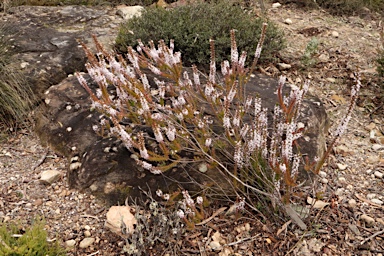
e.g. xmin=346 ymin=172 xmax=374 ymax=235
xmin=76 ymin=24 xmax=360 ymax=223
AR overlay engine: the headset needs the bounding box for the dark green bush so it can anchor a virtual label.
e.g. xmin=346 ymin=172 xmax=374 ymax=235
xmin=115 ymin=1 xmax=285 ymax=69
xmin=0 ymin=219 xmax=66 ymax=256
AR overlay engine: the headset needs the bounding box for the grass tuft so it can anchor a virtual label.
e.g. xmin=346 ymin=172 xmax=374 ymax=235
xmin=0 ymin=24 xmax=35 ymax=132
xmin=0 ymin=218 xmax=66 ymax=256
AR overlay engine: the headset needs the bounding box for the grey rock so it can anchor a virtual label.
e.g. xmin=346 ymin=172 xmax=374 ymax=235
xmin=79 ymin=237 xmax=95 ymax=248
xmin=40 ymin=170 xmax=61 ymax=184
xmin=0 ymin=5 xmax=124 ymax=97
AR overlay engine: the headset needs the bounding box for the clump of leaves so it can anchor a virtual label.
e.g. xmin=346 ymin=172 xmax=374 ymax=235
xmin=0 ymin=219 xmax=66 ymax=256
xmin=124 ymin=190 xmax=185 ymax=255
xmin=115 ymin=1 xmax=285 ymax=69
xmin=0 ymin=24 xmax=35 ymax=131
xmin=301 ymin=37 xmax=319 ymax=69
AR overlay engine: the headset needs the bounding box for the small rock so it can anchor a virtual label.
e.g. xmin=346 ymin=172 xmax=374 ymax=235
xmin=365 ymin=122 xmax=376 ymax=131
xmin=321 ymin=178 xmax=328 ymax=184
xmin=272 ymin=2 xmax=282 ymax=8
xmin=338 ymin=177 xmax=346 ymax=183
xmin=374 ymin=171 xmax=383 ymax=178
xmin=278 ymin=63 xmax=291 ymax=70
xmin=366 ymin=155 xmax=379 ymax=164
xmin=198 ymin=163 xmax=208 ymax=173
xmin=65 ymin=239 xmax=76 ymax=247
xmin=284 ymin=18 xmax=292 ymax=25
xmin=20 ymin=62 xmax=29 ymax=69
xmin=334 ymin=145 xmax=354 ymax=156
xmin=372 ymin=144 xmax=383 ymax=151
xmin=348 ymin=199 xmax=357 ymax=208
xmin=209 ymin=241 xmax=222 ymax=251
xmin=360 ymin=214 xmax=375 ymax=226
xmin=326 ymin=77 xmax=336 ymax=83
xmin=79 ymin=237 xmax=95 ymax=248
xmin=319 ymin=171 xmax=327 ymax=178
xmin=371 ymin=199 xmax=383 ymax=205
xmin=116 ymin=5 xmax=144 ymax=20
xmin=105 ymin=206 xmax=137 ymax=236
xmin=40 ymin=170 xmax=61 ymax=184
xmin=33 ymin=199 xmax=43 ymax=206
xmin=84 ymin=230 xmax=91 ymax=237
xmin=331 ymin=31 xmax=339 ymax=38
xmin=337 ymin=163 xmax=348 ymax=170
xmin=346 ymin=184 xmax=353 ymax=191
xmin=348 ymin=224 xmax=360 ymax=235
xmin=367 ymin=193 xmax=376 ymax=200
xmin=335 ymin=188 xmax=344 ymax=196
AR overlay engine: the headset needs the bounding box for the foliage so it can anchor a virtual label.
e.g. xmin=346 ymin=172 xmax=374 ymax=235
xmin=115 ymin=1 xmax=285 ymax=69
xmin=301 ymin=37 xmax=319 ymax=69
xmin=0 ymin=24 xmax=35 ymax=131
xmin=124 ymin=190 xmax=185 ymax=255
xmin=0 ymin=219 xmax=66 ymax=256
xmin=77 ymin=25 xmax=360 ymax=224
xmin=279 ymin=0 xmax=384 ymax=16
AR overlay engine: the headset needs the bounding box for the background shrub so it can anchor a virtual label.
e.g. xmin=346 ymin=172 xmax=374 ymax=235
xmin=115 ymin=1 xmax=285 ymax=69
xmin=278 ymin=0 xmax=384 ymax=16
xmin=6 ymin=0 xmax=177 ymax=7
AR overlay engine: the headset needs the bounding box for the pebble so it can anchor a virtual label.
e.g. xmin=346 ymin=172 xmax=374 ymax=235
xmin=366 ymin=155 xmax=379 ymax=164
xmin=326 ymin=77 xmax=336 ymax=83
xmin=20 ymin=62 xmax=29 ymax=69
xmin=371 ymin=199 xmax=383 ymax=205
xmin=40 ymin=170 xmax=61 ymax=184
xmin=284 ymin=18 xmax=292 ymax=25
xmin=321 ymin=178 xmax=328 ymax=184
xmin=374 ymin=171 xmax=383 ymax=178
xmin=346 ymin=184 xmax=353 ymax=191
xmin=209 ymin=241 xmax=222 ymax=251
xmin=79 ymin=237 xmax=95 ymax=248
xmin=348 ymin=199 xmax=357 ymax=208
xmin=272 ymin=2 xmax=282 ymax=8
xmin=338 ymin=177 xmax=346 ymax=183
xmin=360 ymin=214 xmax=375 ymax=226
xmin=278 ymin=63 xmax=291 ymax=70
xmin=372 ymin=144 xmax=383 ymax=151
xmin=65 ymin=239 xmax=76 ymax=247
xmin=331 ymin=31 xmax=339 ymax=38
xmin=84 ymin=230 xmax=91 ymax=237
xmin=319 ymin=171 xmax=327 ymax=178
xmin=337 ymin=163 xmax=348 ymax=170
xmin=367 ymin=193 xmax=376 ymax=200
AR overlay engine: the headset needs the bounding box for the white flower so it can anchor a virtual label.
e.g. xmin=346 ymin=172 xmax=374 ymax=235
xmin=177 ymin=209 xmax=185 ymax=219
xmin=196 ymin=196 xmax=203 ymax=205
xmin=205 ymin=138 xmax=212 ymax=147
xmin=156 ymin=189 xmax=163 ymax=197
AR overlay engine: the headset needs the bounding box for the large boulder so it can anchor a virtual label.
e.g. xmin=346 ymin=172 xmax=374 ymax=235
xmin=36 ymin=71 xmax=328 ymax=206
xmin=0 ymin=5 xmax=126 ymax=97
